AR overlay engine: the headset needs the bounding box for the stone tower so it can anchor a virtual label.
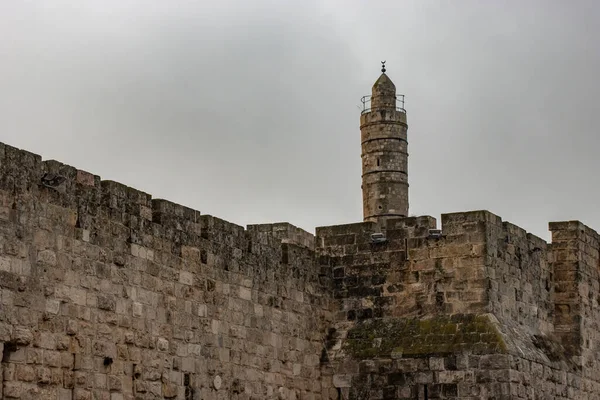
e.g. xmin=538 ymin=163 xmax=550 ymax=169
xmin=360 ymin=65 xmax=408 ymax=224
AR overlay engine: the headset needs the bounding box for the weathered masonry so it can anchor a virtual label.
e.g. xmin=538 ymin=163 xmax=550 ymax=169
xmin=360 ymin=65 xmax=409 ymax=226
xmin=0 ymin=68 xmax=599 ymax=399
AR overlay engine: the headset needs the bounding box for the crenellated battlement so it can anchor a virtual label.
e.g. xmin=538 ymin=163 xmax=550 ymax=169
xmin=315 ymin=210 xmax=566 ymax=326
xmin=0 ymin=142 xmax=314 ymax=256
xmin=315 ymin=210 xmax=600 ymax=398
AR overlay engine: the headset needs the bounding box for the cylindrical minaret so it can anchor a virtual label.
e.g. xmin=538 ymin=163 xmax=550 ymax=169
xmin=360 ymin=64 xmax=408 ymax=225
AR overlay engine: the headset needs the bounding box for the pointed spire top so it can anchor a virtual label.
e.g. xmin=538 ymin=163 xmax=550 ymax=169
xmin=372 ymin=71 xmax=395 ymax=92
xmin=381 ymin=60 xmax=386 ymax=74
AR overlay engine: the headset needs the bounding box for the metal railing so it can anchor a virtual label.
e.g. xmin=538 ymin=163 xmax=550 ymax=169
xmin=360 ymin=94 xmax=405 ymax=114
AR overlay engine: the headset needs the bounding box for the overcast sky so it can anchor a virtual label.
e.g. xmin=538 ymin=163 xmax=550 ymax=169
xmin=1 ymin=0 xmax=599 ymax=240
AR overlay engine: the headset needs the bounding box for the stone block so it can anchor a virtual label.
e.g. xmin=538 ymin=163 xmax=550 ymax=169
xmin=76 ymin=169 xmax=96 ymax=186
xmin=162 ymin=381 xmax=178 ymax=398
xmin=37 ymin=249 xmax=57 ymax=266
xmin=11 ymin=327 xmax=32 ymax=345
xmin=97 ymin=295 xmax=116 ymax=311
xmin=44 ymin=350 xmax=62 ymax=367
xmin=132 ymin=302 xmax=143 ymax=317
xmin=107 ymin=375 xmax=122 ymax=391
xmin=15 ymin=364 xmax=35 ymax=381
xmin=179 ymin=271 xmax=193 ymax=286
xmin=429 ymin=357 xmax=445 ymax=371
xmin=45 ymin=299 xmax=61 ymax=314
xmin=0 ymin=321 xmax=12 ymax=341
xmin=37 ymin=366 xmax=52 ymax=384
xmin=0 ymin=256 xmax=12 ymax=272
xmin=59 ymin=388 xmax=73 ymax=400
xmin=333 ymin=375 xmax=352 ymax=388
xmin=61 ymin=352 xmax=74 ymax=368
xmin=3 ymin=382 xmax=22 ymax=398
xmin=6 ymin=347 xmax=26 ymax=363
xmin=73 ymin=388 xmax=92 ymax=400
xmin=239 ymin=286 xmax=252 ymax=301
xmin=157 ymin=337 xmax=169 ymax=352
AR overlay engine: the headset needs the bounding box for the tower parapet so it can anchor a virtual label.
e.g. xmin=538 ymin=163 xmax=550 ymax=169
xmin=360 ymin=65 xmax=409 ymax=226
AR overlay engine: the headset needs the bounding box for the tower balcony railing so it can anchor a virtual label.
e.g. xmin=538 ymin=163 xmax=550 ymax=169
xmin=360 ymin=95 xmax=405 ymax=115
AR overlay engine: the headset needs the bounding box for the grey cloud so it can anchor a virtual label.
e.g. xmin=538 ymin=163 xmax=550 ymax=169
xmin=1 ymin=0 xmax=599 ymax=239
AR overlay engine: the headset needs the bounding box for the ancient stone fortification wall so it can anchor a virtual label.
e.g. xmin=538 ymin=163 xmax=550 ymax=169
xmin=2 ymin=139 xmax=600 ymax=400
xmin=550 ymin=222 xmax=600 ymax=380
xmin=316 ymin=211 xmax=600 ymax=399
xmin=0 ymin=142 xmax=333 ymax=400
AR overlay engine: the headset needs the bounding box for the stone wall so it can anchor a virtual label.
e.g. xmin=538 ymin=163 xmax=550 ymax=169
xmin=315 ymin=212 xmax=501 ymax=399
xmin=0 ymin=142 xmax=333 ymax=400
xmin=316 ymin=210 xmax=600 ymax=399
xmin=484 ymin=216 xmax=553 ymax=334
xmin=549 ymin=222 xmax=600 ymax=379
xmin=2 ymin=139 xmax=600 ymax=399
xmin=316 ymin=212 xmax=491 ymax=329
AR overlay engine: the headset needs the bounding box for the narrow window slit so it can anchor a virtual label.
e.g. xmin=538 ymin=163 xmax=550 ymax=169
xmin=185 ymin=373 xmax=194 ymax=400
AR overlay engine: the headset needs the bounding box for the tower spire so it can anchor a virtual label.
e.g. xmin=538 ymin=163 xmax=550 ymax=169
xmin=360 ymin=68 xmax=409 ymax=227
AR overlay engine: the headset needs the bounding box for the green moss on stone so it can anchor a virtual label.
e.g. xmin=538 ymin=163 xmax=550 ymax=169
xmin=343 ymin=314 xmax=506 ymax=359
